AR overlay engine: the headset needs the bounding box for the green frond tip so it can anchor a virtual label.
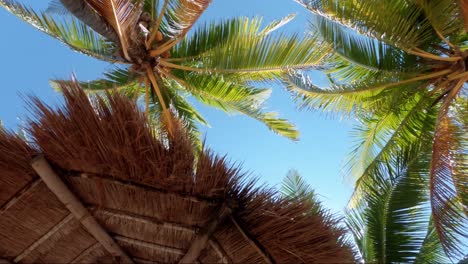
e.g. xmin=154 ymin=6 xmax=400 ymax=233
xmin=260 ymin=112 xmax=299 ymax=140
xmin=50 ymin=67 xmax=140 ymax=97
xmin=259 ymin=13 xmax=297 ymax=36
xmin=281 ymin=169 xmax=317 ymax=200
xmin=0 ymin=0 xmax=119 ymax=62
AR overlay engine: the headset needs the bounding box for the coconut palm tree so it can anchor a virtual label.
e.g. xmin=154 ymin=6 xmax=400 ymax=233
xmin=284 ymin=0 xmax=467 ymax=258
xmin=0 ymin=0 xmax=329 ymax=143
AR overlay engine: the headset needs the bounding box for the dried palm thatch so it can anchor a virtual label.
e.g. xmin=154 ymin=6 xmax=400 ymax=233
xmin=0 ymin=82 xmax=355 ymax=263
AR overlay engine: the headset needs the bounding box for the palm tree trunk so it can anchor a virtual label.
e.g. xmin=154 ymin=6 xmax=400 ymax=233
xmin=60 ymin=0 xmax=118 ymax=43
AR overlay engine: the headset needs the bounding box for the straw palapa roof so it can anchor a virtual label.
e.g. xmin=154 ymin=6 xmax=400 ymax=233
xmin=0 ymin=83 xmax=354 ymax=263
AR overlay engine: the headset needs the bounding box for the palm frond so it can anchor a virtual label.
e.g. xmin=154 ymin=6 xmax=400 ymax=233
xmin=45 ymin=0 xmax=69 ymax=15
xmin=347 ymin=148 xmax=440 ymax=263
xmin=281 ymin=169 xmax=331 ymax=217
xmin=57 ymin=0 xmax=120 ymax=43
xmin=283 ymin=70 xmax=425 ymax=115
xmin=297 ymin=0 xmax=437 ymax=49
xmin=0 ymin=0 xmax=119 ymax=62
xmin=312 ymin=14 xmax=421 ymax=79
xmin=259 ymin=13 xmax=297 ymax=36
xmin=457 ymin=0 xmax=468 ymax=32
xmin=143 ymin=0 xmax=159 ymax=20
xmin=415 ymin=218 xmax=449 ymax=264
xmin=190 ymin=32 xmax=329 ymax=78
xmin=419 ymin=0 xmax=464 ymax=38
xmin=172 ymin=17 xmax=264 ymax=59
xmin=164 ymin=0 xmax=211 ymax=38
xmin=429 ymin=108 xmax=468 ymax=259
xmin=160 ymin=84 xmax=205 ymax=150
xmin=281 ymin=169 xmax=317 ymax=201
xmin=51 ymin=67 xmax=140 ymax=97
xmin=347 ymin=93 xmax=438 ymax=207
xmin=85 ymin=0 xmax=143 ymax=61
xmin=164 ymin=70 xmax=298 ymax=139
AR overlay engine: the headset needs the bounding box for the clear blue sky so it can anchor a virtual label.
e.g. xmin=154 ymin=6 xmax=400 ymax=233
xmin=0 ymin=0 xmax=355 ymax=213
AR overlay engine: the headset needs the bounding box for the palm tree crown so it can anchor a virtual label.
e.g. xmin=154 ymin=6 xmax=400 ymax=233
xmin=0 ymin=0 xmax=329 ymax=144
xmin=285 ymin=0 xmax=468 ymax=259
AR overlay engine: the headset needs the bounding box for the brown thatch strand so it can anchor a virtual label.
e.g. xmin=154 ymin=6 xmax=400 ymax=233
xmin=0 ymin=81 xmax=355 ymax=263
xmin=31 ymin=156 xmax=134 ymax=263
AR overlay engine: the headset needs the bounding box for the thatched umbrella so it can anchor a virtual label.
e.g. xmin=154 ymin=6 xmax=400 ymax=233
xmin=0 ymin=83 xmax=354 ymax=263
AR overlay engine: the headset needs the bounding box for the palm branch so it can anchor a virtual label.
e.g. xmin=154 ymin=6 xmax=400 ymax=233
xmin=346 ymin=149 xmax=449 ymax=263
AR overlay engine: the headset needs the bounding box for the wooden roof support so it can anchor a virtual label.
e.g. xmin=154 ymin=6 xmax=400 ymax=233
xmin=97 ymin=208 xmax=196 ymax=234
xmin=114 ymin=236 xmax=185 ymax=256
xmin=179 ymin=205 xmax=231 ymax=264
xmin=70 ymin=243 xmax=101 ymax=264
xmin=229 ymin=215 xmax=275 ymax=264
xmin=79 ymin=173 xmax=217 ymax=205
xmin=14 ymin=214 xmax=75 ymax=262
xmin=31 ymin=155 xmax=134 ymax=264
xmin=209 ymin=239 xmax=232 ymax=264
xmin=0 ymin=178 xmax=41 ymax=214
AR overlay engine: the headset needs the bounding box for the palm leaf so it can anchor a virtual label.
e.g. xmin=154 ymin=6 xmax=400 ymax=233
xmin=143 ymin=0 xmax=159 ymax=20
xmin=0 ymin=0 xmax=119 ymax=62
xmin=347 ymin=93 xmax=438 ymax=207
xmin=85 ymin=0 xmax=143 ymax=61
xmin=164 ymin=71 xmax=299 ymax=139
xmin=283 ymin=70 xmax=426 ymax=115
xmin=415 ymin=218 xmax=449 ymax=264
xmin=203 ymin=32 xmax=328 ymax=73
xmin=172 ymin=17 xmax=264 ymax=59
xmin=296 ymin=0 xmax=437 ymax=49
xmin=281 ymin=169 xmax=325 ymax=216
xmin=312 ymin=14 xmax=422 ymax=81
xmin=259 ymin=13 xmax=297 ymax=36
xmin=51 ymin=67 xmax=140 ymax=97
xmin=164 ymin=0 xmax=211 ymax=38
xmin=458 ymin=0 xmax=468 ymax=32
xmin=57 ymin=0 xmax=120 ymax=42
xmin=417 ymin=0 xmax=464 ymax=38
xmin=429 ymin=108 xmax=468 ymax=259
xmin=347 ymin=148 xmax=444 ymax=263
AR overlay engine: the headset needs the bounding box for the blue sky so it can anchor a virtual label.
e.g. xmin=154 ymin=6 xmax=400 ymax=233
xmin=0 ymin=0 xmax=355 ymax=213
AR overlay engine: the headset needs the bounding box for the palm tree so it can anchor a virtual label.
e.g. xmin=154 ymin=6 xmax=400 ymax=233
xmin=284 ymin=0 xmax=467 ymax=258
xmin=0 ymin=0 xmax=329 ymax=143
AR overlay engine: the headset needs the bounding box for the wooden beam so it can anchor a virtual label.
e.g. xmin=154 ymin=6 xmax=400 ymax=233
xmin=78 ymin=173 xmax=217 ymax=204
xmin=178 ymin=205 xmax=231 ymax=264
xmin=70 ymin=243 xmax=101 ymax=264
xmin=30 ymin=155 xmax=134 ymax=264
xmin=14 ymin=214 xmax=74 ymax=262
xmin=209 ymin=239 xmax=231 ymax=264
xmin=115 ymin=236 xmax=185 ymax=256
xmin=96 ymin=208 xmax=196 ymax=234
xmin=0 ymin=178 xmax=41 ymax=214
xmin=229 ymin=215 xmax=274 ymax=264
